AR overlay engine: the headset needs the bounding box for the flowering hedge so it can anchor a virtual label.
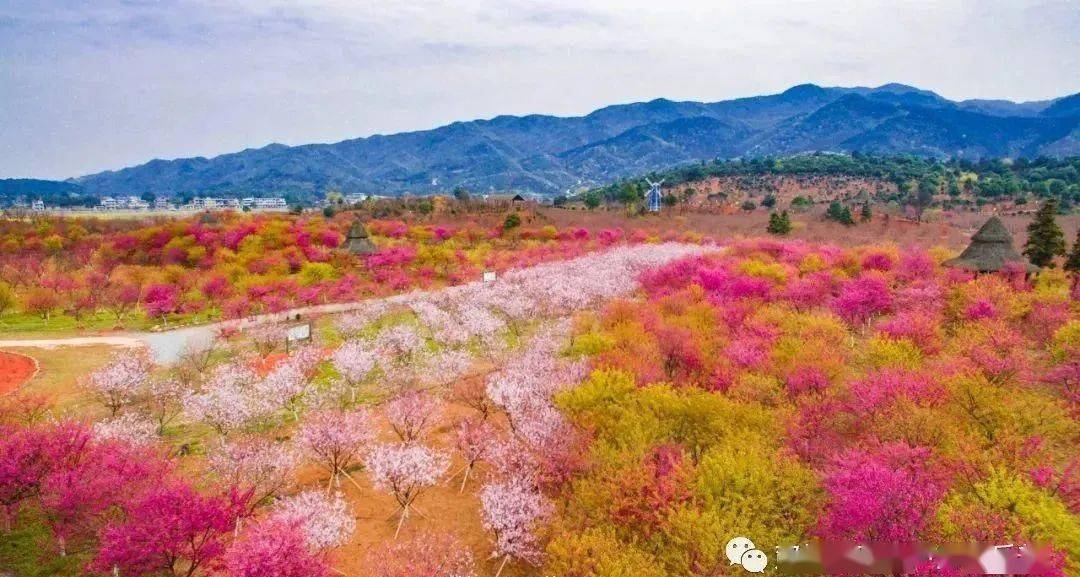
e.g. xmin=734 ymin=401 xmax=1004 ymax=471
xmin=554 ymin=239 xmax=1078 ymax=574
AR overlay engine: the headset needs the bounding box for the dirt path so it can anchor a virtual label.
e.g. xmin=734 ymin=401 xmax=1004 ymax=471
xmin=0 ymin=350 xmax=39 ymax=396
xmin=0 ymin=301 xmax=376 ymax=363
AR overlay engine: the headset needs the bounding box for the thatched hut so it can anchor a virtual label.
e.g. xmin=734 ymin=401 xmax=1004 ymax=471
xmin=942 ymin=216 xmax=1038 ymax=273
xmin=344 ymin=218 xmax=376 ymax=255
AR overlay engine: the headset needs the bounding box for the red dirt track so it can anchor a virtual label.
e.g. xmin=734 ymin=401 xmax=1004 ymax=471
xmin=0 ymin=351 xmax=37 ymax=395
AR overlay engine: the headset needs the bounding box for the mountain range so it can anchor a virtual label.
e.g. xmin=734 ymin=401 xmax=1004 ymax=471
xmin=37 ymin=84 xmax=1080 ymax=200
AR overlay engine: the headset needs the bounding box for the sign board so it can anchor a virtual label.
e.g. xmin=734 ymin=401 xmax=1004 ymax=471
xmin=483 ymin=271 xmax=497 ymax=283
xmin=286 ymin=323 xmax=311 ymax=342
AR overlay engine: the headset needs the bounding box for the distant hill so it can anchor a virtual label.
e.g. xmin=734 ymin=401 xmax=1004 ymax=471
xmin=70 ymin=83 xmax=1080 ymax=199
xmin=0 ymin=179 xmax=94 ymax=207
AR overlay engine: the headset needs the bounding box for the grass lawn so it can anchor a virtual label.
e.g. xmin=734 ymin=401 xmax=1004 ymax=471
xmin=6 ymin=345 xmax=123 ymax=416
xmin=0 ymin=308 xmax=223 ymax=337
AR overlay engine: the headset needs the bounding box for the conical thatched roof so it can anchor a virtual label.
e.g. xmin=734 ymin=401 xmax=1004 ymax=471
xmin=345 ymin=219 xmax=376 ymax=255
xmin=942 ymin=217 xmax=1038 ymax=273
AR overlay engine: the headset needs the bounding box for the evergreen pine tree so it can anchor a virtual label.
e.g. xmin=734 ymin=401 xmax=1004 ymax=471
xmin=826 ymin=201 xmax=844 ymax=222
xmin=860 ymin=201 xmax=872 ymax=222
xmin=767 ymin=211 xmax=792 ymax=235
xmin=1023 ymin=198 xmax=1066 ymax=268
xmin=838 ymin=206 xmax=855 ymax=226
xmin=1065 ymin=229 xmax=1080 ymax=274
xmin=780 ymin=210 xmax=791 ymax=232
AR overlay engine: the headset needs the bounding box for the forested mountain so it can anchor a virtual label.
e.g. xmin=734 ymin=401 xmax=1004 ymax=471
xmin=0 ymin=179 xmax=95 ymax=207
xmin=64 ymin=84 xmax=1080 ymax=200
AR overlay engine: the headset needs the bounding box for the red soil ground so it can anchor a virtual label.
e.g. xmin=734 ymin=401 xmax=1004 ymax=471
xmin=0 ymin=351 xmax=38 ymax=395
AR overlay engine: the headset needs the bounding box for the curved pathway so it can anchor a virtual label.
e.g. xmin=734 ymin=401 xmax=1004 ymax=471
xmin=0 ymin=300 xmax=375 ymax=363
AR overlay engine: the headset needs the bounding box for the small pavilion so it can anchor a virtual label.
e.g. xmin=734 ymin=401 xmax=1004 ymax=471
xmin=344 ymin=218 xmax=377 ymax=255
xmin=942 ymin=216 xmax=1038 ymax=273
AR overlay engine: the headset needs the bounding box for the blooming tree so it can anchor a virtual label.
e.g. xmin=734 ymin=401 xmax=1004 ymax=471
xmin=295 ymin=408 xmax=376 ymax=490
xmin=208 ymin=437 xmax=297 ymax=512
xmin=479 ymin=476 xmax=553 ymax=576
xmin=365 ymin=443 xmax=450 ymax=537
xmin=453 ymin=418 xmax=497 ymax=492
xmin=84 ymin=351 xmax=153 ymax=416
xmin=182 ymin=363 xmax=263 ymax=433
xmin=91 ymin=413 xmax=159 ymax=446
xmin=94 ymin=482 xmax=244 ymax=576
xmin=270 ymin=490 xmax=355 ymax=550
xmin=365 ymin=531 xmax=477 ymax=577
xmin=222 ymin=518 xmax=329 ymax=577
xmin=386 ymin=389 xmax=444 ymax=443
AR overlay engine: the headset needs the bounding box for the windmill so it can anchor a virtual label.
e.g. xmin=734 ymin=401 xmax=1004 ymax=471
xmin=645 ymin=178 xmax=664 ymax=212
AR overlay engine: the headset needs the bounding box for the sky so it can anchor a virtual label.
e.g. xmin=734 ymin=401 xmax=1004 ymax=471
xmin=1 ymin=0 xmax=1077 ymax=180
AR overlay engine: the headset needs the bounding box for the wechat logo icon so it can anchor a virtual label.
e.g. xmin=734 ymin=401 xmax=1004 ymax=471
xmin=726 ymin=536 xmax=769 ymax=573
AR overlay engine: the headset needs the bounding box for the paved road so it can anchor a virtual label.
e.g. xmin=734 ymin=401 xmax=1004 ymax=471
xmin=0 ymin=301 xmax=371 ymax=363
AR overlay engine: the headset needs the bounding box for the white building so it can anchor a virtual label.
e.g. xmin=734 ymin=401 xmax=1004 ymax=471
xmin=191 ymin=197 xmax=241 ymax=210
xmin=31 ymin=200 xmax=45 ymax=211
xmin=240 ymin=197 xmax=288 ymax=210
xmin=100 ymin=196 xmax=149 ymax=210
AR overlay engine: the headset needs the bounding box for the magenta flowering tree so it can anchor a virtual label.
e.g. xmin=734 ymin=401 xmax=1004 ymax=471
xmin=222 ymin=518 xmax=329 ymax=577
xmin=479 ymin=475 xmax=553 ymax=576
xmin=38 ymin=438 xmax=168 ymax=557
xmin=817 ymin=442 xmax=947 ymax=542
xmin=365 ymin=443 xmax=449 ymax=538
xmin=831 ymin=275 xmax=893 ymax=326
xmin=94 ymin=482 xmax=245 ymax=577
xmin=83 ymin=350 xmax=153 ymax=416
xmin=385 ymin=389 xmax=443 ymax=443
xmin=295 ymin=408 xmax=375 ymax=490
xmin=142 ymin=283 xmax=180 ymax=324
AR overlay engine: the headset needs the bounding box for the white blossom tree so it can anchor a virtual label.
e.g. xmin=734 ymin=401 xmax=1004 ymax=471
xmin=83 ymin=350 xmax=153 ymax=416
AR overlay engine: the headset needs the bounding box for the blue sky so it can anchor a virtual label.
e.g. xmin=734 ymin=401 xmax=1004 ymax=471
xmin=1 ymin=0 xmax=1077 ymax=179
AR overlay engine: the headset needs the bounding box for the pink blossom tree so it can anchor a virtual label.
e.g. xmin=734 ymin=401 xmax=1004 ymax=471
xmin=39 ymin=439 xmax=169 ymax=557
xmin=295 ymin=408 xmax=376 ymax=491
xmin=208 ymin=437 xmax=297 ymax=512
xmin=330 ymin=340 xmax=378 ymax=403
xmin=386 ymin=389 xmax=443 ymax=443
xmin=831 ymin=275 xmax=893 ymax=326
xmin=452 ymin=418 xmax=497 ymax=493
xmin=270 ymin=490 xmax=355 ymax=550
xmin=365 ymin=443 xmax=449 ymax=537
xmin=365 ymin=531 xmax=476 ymax=577
xmin=182 ymin=363 xmax=263 ymax=434
xmin=478 ymin=476 xmax=553 ymax=576
xmin=143 ymin=377 xmax=187 ymax=433
xmin=143 ymin=284 xmax=180 ymax=325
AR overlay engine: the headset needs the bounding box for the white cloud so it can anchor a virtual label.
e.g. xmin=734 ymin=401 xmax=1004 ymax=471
xmin=0 ymin=0 xmax=1077 ymax=178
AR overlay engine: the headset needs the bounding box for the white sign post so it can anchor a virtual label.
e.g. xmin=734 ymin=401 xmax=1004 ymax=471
xmin=482 ymin=271 xmax=497 ymax=283
xmin=285 ymin=323 xmax=312 ymax=352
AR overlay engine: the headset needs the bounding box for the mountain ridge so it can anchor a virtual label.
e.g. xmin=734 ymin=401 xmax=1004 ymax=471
xmin=64 ymin=83 xmax=1080 ymax=199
